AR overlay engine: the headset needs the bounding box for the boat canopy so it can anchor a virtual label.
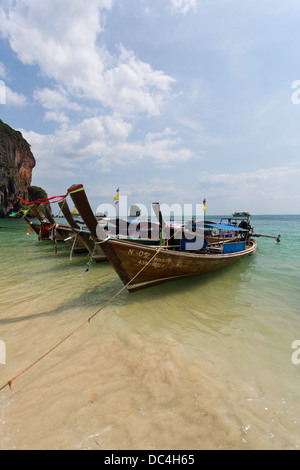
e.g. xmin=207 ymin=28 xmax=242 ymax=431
xmin=205 ymin=222 xmax=248 ymax=232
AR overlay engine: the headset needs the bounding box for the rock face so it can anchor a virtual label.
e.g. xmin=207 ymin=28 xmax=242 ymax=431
xmin=0 ymin=120 xmax=36 ymax=217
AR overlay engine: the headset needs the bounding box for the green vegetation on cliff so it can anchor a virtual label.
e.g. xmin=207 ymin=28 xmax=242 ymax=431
xmin=28 ymin=185 xmax=48 ymax=201
xmin=0 ymin=119 xmax=29 ymax=149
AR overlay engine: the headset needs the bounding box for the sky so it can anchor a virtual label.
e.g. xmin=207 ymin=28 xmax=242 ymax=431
xmin=0 ymin=0 xmax=300 ymax=215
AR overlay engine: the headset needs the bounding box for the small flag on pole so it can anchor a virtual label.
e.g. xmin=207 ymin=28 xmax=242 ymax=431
xmin=114 ymin=188 xmax=119 ymax=205
xmin=203 ymin=198 xmax=206 ymax=212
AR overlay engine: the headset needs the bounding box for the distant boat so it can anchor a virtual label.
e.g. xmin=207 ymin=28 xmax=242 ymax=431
xmin=232 ymin=211 xmax=251 ymax=217
xmin=129 ymin=204 xmax=141 ymax=217
xmin=95 ymin=211 xmax=106 ymax=218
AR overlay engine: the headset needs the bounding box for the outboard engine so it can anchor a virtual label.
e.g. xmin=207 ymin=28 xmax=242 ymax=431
xmin=238 ymin=219 xmax=252 ymax=240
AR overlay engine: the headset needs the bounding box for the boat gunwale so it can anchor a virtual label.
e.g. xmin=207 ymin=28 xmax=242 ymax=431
xmin=102 ymin=237 xmax=258 ymax=260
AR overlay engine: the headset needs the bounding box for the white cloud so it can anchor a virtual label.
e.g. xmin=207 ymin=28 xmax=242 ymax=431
xmin=1 ymin=0 xmax=299 ymax=215
xmin=169 ymin=0 xmax=198 ymax=15
xmin=197 ymin=165 xmax=300 ymax=213
xmin=0 ymin=61 xmax=6 ymax=79
xmin=5 ymin=86 xmax=28 ymax=106
xmin=143 ymin=128 xmax=194 ymax=165
xmin=21 ymin=119 xmax=194 ymax=183
xmin=0 ymin=0 xmax=175 ymax=117
xmin=44 ymin=111 xmax=69 ymax=124
xmin=102 ymin=44 xmax=175 ymax=116
xmin=33 ymin=87 xmax=71 ymax=110
xmin=200 ymin=166 xmax=300 ymax=189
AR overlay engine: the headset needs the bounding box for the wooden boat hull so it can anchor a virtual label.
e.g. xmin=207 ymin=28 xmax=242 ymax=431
xmin=22 ymin=214 xmax=56 ymax=240
xmin=31 ymin=222 xmax=52 ymax=240
xmin=30 ymin=203 xmax=106 ymax=260
xmin=61 ymin=228 xmax=107 ymax=261
xmin=54 ymin=225 xmax=87 ymax=253
xmin=58 ymin=200 xmax=107 ymax=261
xmin=99 ymin=238 xmax=257 ymax=292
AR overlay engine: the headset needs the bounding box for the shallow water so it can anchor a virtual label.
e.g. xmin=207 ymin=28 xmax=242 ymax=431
xmin=0 ymin=215 xmax=299 ymax=449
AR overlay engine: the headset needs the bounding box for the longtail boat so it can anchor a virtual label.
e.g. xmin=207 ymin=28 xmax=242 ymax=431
xmin=36 ymin=204 xmax=82 ymax=247
xmin=57 ymin=199 xmax=107 ymax=261
xmin=36 ymin=202 xmax=98 ymax=256
xmin=20 ymin=206 xmax=57 ymax=240
xmin=89 ymin=236 xmax=257 ymax=292
xmin=68 ymin=184 xmax=258 ymax=292
xmin=67 ymin=184 xmax=162 ymax=246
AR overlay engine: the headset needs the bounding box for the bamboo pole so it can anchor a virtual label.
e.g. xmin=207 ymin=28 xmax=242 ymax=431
xmin=252 ymin=233 xmax=281 ymax=242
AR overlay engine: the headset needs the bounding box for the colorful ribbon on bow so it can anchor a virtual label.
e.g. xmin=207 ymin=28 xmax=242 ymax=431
xmin=17 ymin=193 xmax=68 ymax=205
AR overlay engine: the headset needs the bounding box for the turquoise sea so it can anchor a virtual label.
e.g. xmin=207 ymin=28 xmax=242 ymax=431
xmin=0 ymin=214 xmax=299 ymax=450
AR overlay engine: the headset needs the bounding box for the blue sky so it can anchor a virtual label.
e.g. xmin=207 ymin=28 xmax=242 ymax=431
xmin=0 ymin=0 xmax=300 ymax=215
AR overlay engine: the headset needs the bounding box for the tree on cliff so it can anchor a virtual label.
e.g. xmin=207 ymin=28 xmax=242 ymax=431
xmin=28 ymin=185 xmax=48 ymax=202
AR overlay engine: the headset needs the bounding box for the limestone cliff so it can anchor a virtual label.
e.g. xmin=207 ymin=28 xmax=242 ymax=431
xmin=0 ymin=120 xmax=36 ymax=217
